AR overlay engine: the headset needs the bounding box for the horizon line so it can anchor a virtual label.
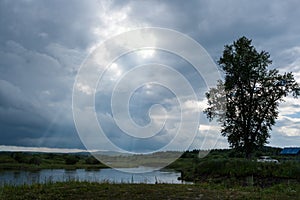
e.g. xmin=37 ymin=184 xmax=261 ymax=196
xmin=0 ymin=145 xmax=295 ymax=154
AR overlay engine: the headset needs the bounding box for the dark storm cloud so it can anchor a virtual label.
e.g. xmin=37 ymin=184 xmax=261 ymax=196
xmin=0 ymin=77 xmax=83 ymax=148
xmin=0 ymin=0 xmax=103 ymax=50
xmin=0 ymin=0 xmax=96 ymax=148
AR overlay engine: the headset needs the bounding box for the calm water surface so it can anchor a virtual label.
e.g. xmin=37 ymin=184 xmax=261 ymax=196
xmin=0 ymin=167 xmax=186 ymax=185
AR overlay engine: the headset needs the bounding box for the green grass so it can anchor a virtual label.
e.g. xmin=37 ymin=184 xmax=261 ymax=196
xmin=0 ymin=181 xmax=299 ymax=200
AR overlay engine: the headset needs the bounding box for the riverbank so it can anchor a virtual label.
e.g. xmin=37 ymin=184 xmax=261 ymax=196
xmin=1 ymin=148 xmax=299 ymax=187
xmin=0 ymin=152 xmax=107 ymax=171
xmin=1 ymin=181 xmax=299 ymax=200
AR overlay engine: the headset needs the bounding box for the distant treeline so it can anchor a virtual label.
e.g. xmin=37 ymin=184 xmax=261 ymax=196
xmin=181 ymin=146 xmax=300 ymax=161
xmin=0 ymin=151 xmax=106 ymax=170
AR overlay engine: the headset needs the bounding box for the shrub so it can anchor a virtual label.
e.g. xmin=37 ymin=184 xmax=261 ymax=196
xmin=65 ymin=155 xmax=79 ymax=165
xmin=29 ymin=157 xmax=42 ymax=165
xmin=85 ymin=156 xmax=100 ymax=165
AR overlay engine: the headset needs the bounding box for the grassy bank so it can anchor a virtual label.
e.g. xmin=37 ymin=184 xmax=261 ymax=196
xmin=167 ymin=149 xmax=300 ymax=187
xmin=0 ymin=152 xmax=107 ymax=171
xmin=0 ymin=181 xmax=299 ymax=200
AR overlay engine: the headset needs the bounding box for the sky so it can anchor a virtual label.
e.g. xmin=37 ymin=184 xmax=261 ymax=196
xmin=0 ymin=0 xmax=300 ymax=153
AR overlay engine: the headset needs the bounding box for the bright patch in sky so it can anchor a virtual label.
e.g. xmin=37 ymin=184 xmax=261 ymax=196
xmin=137 ymin=49 xmax=156 ymax=59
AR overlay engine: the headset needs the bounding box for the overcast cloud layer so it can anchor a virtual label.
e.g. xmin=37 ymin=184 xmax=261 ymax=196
xmin=0 ymin=0 xmax=300 ymax=151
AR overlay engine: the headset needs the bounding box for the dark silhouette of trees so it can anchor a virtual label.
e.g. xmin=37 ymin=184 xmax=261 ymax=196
xmin=204 ymin=36 xmax=300 ymax=158
xmin=65 ymin=155 xmax=80 ymax=165
xmin=85 ymin=156 xmax=100 ymax=164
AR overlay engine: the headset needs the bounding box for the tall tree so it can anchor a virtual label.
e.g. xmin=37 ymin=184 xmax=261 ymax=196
xmin=204 ymin=37 xmax=300 ymax=158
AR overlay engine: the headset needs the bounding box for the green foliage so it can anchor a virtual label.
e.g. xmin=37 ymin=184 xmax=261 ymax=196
xmin=170 ymin=147 xmax=300 ymax=187
xmin=85 ymin=156 xmax=100 ymax=164
xmin=180 ymin=149 xmax=201 ymax=158
xmin=0 ymin=153 xmax=16 ymax=164
xmin=0 ymin=152 xmax=106 ymax=170
xmin=204 ymin=37 xmax=300 ymax=158
xmin=29 ymin=157 xmax=42 ymax=165
xmin=11 ymin=152 xmax=34 ymax=164
xmin=64 ymin=155 xmax=80 ymax=165
xmin=185 ymin=158 xmax=300 ymax=187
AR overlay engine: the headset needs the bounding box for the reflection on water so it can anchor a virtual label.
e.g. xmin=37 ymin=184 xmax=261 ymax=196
xmin=0 ymin=167 xmax=187 ymax=185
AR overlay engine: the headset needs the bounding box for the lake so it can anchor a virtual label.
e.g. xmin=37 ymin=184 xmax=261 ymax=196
xmin=0 ymin=167 xmax=187 ymax=185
